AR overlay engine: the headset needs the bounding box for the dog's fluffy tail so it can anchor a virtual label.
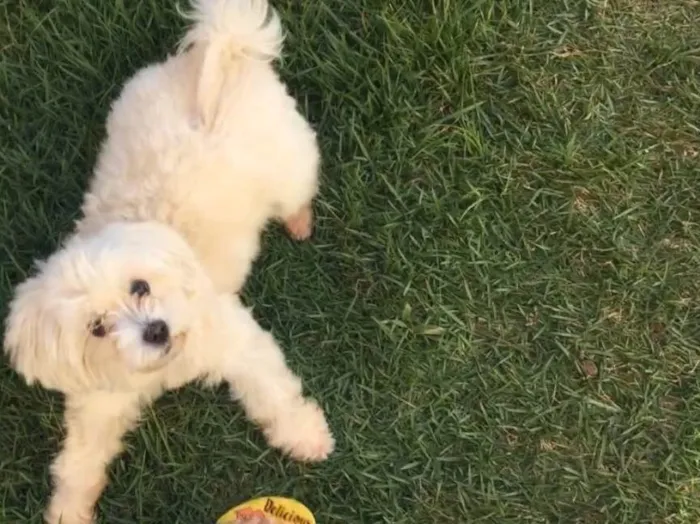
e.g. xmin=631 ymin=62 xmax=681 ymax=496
xmin=180 ymin=0 xmax=283 ymax=128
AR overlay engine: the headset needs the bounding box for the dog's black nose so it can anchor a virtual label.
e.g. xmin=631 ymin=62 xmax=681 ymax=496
xmin=143 ymin=320 xmax=170 ymax=346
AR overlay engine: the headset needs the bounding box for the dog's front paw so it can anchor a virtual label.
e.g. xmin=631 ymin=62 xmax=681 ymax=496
xmin=44 ymin=504 xmax=96 ymax=524
xmin=263 ymin=398 xmax=334 ymax=462
xmin=283 ymin=205 xmax=313 ymax=241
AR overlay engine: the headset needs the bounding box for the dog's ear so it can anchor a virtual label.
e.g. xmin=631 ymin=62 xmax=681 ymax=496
xmin=3 ymin=273 xmax=79 ymax=391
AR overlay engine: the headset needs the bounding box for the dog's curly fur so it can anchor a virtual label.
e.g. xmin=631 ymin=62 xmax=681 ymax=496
xmin=80 ymin=0 xmax=320 ymax=293
xmin=3 ymin=1 xmax=332 ymax=523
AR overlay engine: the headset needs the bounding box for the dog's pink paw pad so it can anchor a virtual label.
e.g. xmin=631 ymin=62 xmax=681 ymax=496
xmin=283 ymin=206 xmax=313 ymax=241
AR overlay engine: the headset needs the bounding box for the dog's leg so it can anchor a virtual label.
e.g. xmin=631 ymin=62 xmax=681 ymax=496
xmin=45 ymin=393 xmax=140 ymax=524
xmin=215 ymin=306 xmax=334 ymax=462
xmin=283 ymin=204 xmax=313 ymax=241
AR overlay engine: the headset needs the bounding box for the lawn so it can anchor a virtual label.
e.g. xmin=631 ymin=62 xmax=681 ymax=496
xmin=1 ymin=0 xmax=700 ymax=522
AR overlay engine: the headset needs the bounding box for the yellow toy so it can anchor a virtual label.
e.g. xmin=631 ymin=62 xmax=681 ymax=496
xmin=217 ymin=496 xmax=316 ymax=524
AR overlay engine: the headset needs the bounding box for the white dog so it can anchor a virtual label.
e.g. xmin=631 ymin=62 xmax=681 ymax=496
xmin=3 ymin=1 xmax=333 ymax=522
xmin=4 ymin=221 xmax=334 ymax=524
xmin=79 ymin=0 xmax=320 ymax=294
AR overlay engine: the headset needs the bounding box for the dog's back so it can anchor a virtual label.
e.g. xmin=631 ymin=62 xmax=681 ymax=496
xmin=79 ymin=0 xmax=320 ymax=293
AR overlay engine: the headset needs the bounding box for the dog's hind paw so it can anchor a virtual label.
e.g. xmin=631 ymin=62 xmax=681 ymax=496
xmin=283 ymin=205 xmax=313 ymax=241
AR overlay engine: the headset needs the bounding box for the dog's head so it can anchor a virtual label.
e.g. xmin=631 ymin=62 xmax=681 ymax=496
xmin=3 ymin=221 xmax=212 ymax=393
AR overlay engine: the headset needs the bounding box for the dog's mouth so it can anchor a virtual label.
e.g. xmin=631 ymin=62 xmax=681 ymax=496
xmin=168 ymin=332 xmax=186 ymax=353
xmin=144 ymin=332 xmax=185 ymax=367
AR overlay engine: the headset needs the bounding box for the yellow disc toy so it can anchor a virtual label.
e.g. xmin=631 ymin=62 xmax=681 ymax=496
xmin=217 ymin=496 xmax=315 ymax=524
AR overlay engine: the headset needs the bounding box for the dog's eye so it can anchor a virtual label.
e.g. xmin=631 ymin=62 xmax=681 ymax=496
xmin=90 ymin=321 xmax=107 ymax=338
xmin=130 ymin=279 xmax=150 ymax=297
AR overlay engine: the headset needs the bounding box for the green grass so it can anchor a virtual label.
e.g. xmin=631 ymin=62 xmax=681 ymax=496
xmin=2 ymin=0 xmax=700 ymax=522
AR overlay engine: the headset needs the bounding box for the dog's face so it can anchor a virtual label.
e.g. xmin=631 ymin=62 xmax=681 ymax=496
xmin=3 ymin=222 xmax=210 ymax=392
